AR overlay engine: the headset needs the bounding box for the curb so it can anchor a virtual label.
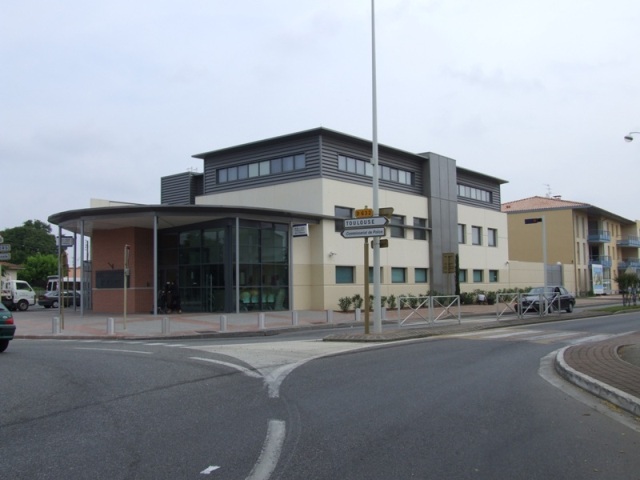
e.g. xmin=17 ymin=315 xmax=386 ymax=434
xmin=554 ymin=345 xmax=640 ymax=417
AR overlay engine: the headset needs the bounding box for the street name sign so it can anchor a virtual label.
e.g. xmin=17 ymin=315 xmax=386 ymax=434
xmin=344 ymin=217 xmax=388 ymax=228
xmin=0 ymin=244 xmax=10 ymax=253
xmin=341 ymin=227 xmax=386 ymax=239
xmin=0 ymin=253 xmax=11 ymax=261
xmin=524 ymin=218 xmax=543 ymax=224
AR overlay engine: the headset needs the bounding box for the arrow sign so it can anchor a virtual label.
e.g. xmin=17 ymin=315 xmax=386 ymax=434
xmin=0 ymin=244 xmax=10 ymax=252
xmin=200 ymin=466 xmax=220 ymax=474
xmin=344 ymin=217 xmax=388 ymax=228
xmin=341 ymin=227 xmax=386 ymax=238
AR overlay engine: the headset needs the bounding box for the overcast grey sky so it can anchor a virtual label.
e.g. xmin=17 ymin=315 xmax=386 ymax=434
xmin=2 ymin=0 xmax=640 ymax=232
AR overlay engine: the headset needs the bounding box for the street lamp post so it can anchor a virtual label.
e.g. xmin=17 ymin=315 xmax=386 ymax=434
xmin=624 ymin=132 xmax=640 ymax=142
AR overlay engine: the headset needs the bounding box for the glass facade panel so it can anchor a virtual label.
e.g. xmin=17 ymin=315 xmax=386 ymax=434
xmin=158 ymin=220 xmax=289 ymax=313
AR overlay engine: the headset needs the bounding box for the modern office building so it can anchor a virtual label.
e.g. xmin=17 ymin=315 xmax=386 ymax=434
xmin=49 ymin=128 xmax=509 ymax=314
xmin=502 ymin=195 xmax=639 ymax=295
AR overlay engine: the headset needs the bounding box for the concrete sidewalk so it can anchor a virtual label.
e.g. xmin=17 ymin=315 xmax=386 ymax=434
xmin=10 ymin=295 xmax=640 ymax=418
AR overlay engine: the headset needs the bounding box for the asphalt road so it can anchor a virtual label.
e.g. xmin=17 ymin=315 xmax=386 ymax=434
xmin=1 ymin=313 xmax=639 ymax=479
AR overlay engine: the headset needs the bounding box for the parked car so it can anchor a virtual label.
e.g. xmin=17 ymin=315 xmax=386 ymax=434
xmin=517 ymin=286 xmax=575 ymax=313
xmin=0 ymin=302 xmax=16 ymax=353
xmin=38 ymin=291 xmax=81 ymax=308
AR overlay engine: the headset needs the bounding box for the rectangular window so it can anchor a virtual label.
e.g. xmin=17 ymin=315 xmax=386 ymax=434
xmin=294 ymin=154 xmax=305 ymax=170
xmin=391 ymin=267 xmax=406 ymax=283
xmin=415 ymin=268 xmax=428 ymax=283
xmin=413 ymin=218 xmax=427 ymax=240
xmin=249 ymin=163 xmax=260 ymax=177
xmin=259 ymin=160 xmax=270 ymax=176
xmin=335 ymin=206 xmax=352 ymax=232
xmin=238 ymin=164 xmax=248 ymax=180
xmin=390 ymin=215 xmax=405 ymax=238
xmin=472 ymin=226 xmax=482 ymax=245
xmin=218 ymin=169 xmax=228 ymax=183
xmin=488 ymin=228 xmax=497 ymax=247
xmin=228 ymin=166 xmax=238 ymax=182
xmin=336 ymin=266 xmax=354 ymax=284
xmin=271 ymin=158 xmax=283 ymax=174
xmin=473 ymin=269 xmax=483 ymax=282
xmin=458 ymin=269 xmax=467 ymax=283
xmin=368 ymin=267 xmax=383 ymax=283
xmin=458 ymin=224 xmax=466 ymax=244
xmin=489 ymin=270 xmax=498 ymax=283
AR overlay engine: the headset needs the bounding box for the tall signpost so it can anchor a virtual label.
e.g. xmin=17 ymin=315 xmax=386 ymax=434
xmin=341 ymin=208 xmax=388 ymax=334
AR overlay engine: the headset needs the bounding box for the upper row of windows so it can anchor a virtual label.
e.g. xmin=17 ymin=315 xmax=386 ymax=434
xmin=217 ymin=154 xmax=306 ymax=183
xmin=338 ymin=154 xmax=414 ymax=186
xmin=457 ymin=184 xmax=492 ymax=203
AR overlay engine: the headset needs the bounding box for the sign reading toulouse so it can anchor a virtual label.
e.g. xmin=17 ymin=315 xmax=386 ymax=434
xmin=344 ymin=217 xmax=389 ymax=228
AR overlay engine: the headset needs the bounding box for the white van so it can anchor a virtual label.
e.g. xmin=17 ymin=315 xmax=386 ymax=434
xmin=1 ymin=279 xmax=36 ymax=311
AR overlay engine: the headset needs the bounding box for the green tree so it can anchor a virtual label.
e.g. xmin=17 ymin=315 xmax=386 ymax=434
xmin=0 ymin=220 xmax=57 ymax=265
xmin=18 ymin=253 xmax=59 ymax=288
xmin=614 ymin=272 xmax=640 ymax=306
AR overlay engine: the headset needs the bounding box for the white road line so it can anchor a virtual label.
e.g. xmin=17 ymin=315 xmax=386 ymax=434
xmin=74 ymin=347 xmax=153 ymax=354
xmin=524 ymin=332 xmax=581 ymax=341
xmin=200 ymin=465 xmax=220 ymax=474
xmin=482 ymin=330 xmax=540 ymax=339
xmin=190 ymin=357 xmax=263 ymax=379
xmin=245 ymin=420 xmax=286 ymax=480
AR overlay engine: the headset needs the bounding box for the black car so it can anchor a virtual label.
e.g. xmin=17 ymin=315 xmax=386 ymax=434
xmin=0 ymin=302 xmax=16 ymax=353
xmin=518 ymin=286 xmax=575 ymax=313
xmin=38 ymin=291 xmax=81 ymax=308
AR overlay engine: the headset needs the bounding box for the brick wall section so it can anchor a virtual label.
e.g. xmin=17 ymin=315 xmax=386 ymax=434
xmin=92 ymin=227 xmax=154 ymax=313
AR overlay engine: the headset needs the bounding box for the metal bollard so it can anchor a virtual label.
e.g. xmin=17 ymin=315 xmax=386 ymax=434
xmin=52 ymin=316 xmax=61 ymax=334
xmin=326 ymin=310 xmax=334 ymax=323
xmin=162 ymin=316 xmax=170 ymax=334
xmin=355 ymin=308 xmax=361 ymax=322
xmin=220 ymin=315 xmax=227 ymax=332
xmin=107 ymin=317 xmax=115 ymax=335
xmin=291 ymin=310 xmax=299 ymax=326
xmin=258 ymin=312 xmax=266 ymax=330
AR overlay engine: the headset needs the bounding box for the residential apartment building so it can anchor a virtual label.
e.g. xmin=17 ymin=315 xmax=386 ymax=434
xmin=502 ymin=195 xmax=639 ymax=295
xmin=49 ymin=128 xmax=509 ymax=314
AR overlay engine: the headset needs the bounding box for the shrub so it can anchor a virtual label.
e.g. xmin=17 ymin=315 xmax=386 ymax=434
xmin=387 ymin=294 xmax=397 ymax=309
xmin=338 ymin=296 xmax=353 ymax=312
xmin=351 ymin=294 xmax=363 ymax=309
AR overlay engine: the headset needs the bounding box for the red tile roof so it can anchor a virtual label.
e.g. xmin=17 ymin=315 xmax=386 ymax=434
xmin=501 ymin=196 xmax=589 ymax=213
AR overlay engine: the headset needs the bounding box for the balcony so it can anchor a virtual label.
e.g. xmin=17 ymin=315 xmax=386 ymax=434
xmin=589 ymin=255 xmax=612 ymax=267
xmin=618 ymin=258 xmax=640 ymax=269
xmin=617 ymin=235 xmax=640 ymax=247
xmin=587 ymin=230 xmax=611 ymax=243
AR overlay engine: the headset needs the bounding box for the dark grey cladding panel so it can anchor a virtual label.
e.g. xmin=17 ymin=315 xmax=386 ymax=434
xmin=456 ymin=169 xmax=502 ymax=211
xmin=201 ymin=136 xmax=322 ymax=194
xmin=319 ymin=135 xmax=424 ymax=195
xmin=161 ymin=172 xmax=204 ymax=206
xmin=421 ymin=152 xmax=458 ymax=295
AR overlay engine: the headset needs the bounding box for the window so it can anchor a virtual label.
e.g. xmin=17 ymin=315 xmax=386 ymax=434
xmin=337 ymin=154 xmax=412 ymax=186
xmin=458 ymin=269 xmax=467 ymax=283
xmin=217 ymin=153 xmax=306 ymax=184
xmin=335 ymin=206 xmax=352 ymax=232
xmin=458 ymin=224 xmax=466 ymax=244
xmin=415 ymin=268 xmax=428 ymax=283
xmin=488 ymin=228 xmax=497 ymax=247
xmin=489 ymin=270 xmax=498 ymax=283
xmin=457 ymin=184 xmax=491 ymax=203
xmin=472 ymin=226 xmax=482 ymax=245
xmin=413 ymin=218 xmax=427 ymax=240
xmin=392 ymin=267 xmax=406 ymax=283
xmin=368 ymin=267 xmax=383 ymax=283
xmin=336 ymin=266 xmax=354 ymax=284
xmin=390 ymin=215 xmax=405 ymax=238
xmin=473 ymin=269 xmax=484 ymax=283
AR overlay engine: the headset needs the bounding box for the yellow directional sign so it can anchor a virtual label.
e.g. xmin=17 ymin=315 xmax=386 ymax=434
xmin=355 ymin=208 xmax=374 ymax=218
